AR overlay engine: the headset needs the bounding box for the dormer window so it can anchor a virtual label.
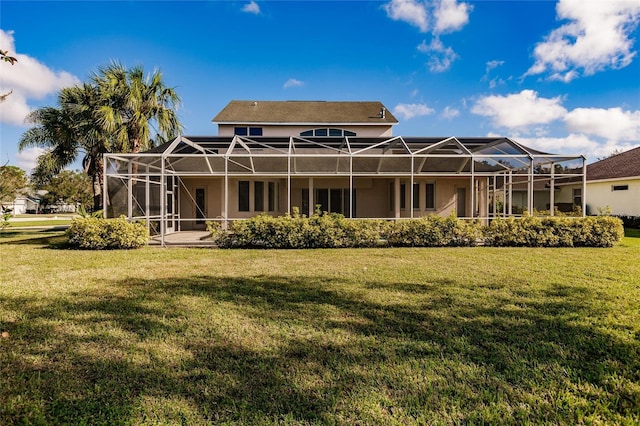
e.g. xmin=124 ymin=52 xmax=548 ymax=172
xmin=300 ymin=128 xmax=357 ymax=137
xmin=235 ymin=127 xmax=263 ymax=136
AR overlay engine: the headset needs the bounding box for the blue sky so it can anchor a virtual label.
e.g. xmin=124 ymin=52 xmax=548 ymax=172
xmin=1 ymin=0 xmax=639 ymax=172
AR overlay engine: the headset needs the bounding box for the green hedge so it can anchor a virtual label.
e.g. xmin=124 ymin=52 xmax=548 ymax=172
xmin=67 ymin=216 xmax=148 ymax=250
xmin=483 ymin=216 xmax=624 ymax=248
xmin=209 ymin=214 xmax=623 ymax=249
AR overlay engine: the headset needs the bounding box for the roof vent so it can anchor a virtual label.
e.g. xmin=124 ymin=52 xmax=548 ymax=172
xmin=252 ymin=101 xmax=258 ymax=106
xmin=380 ymin=107 xmax=386 ymax=119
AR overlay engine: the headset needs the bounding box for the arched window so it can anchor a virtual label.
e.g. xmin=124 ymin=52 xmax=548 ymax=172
xmin=300 ymin=128 xmax=357 ymax=137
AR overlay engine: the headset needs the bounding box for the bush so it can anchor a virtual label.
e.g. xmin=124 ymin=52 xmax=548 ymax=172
xmin=385 ymin=215 xmax=481 ymax=247
xmin=209 ymin=213 xmax=481 ymax=249
xmin=67 ymin=216 xmax=148 ymax=249
xmin=484 ymin=216 xmax=623 ymax=248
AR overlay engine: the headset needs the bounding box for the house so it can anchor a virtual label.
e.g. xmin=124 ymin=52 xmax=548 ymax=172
xmin=103 ymin=100 xmax=586 ymax=241
xmin=556 ymin=147 xmax=640 ymax=216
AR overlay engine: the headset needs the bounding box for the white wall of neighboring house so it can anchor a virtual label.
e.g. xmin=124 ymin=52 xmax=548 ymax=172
xmin=586 ymin=178 xmax=640 ymax=216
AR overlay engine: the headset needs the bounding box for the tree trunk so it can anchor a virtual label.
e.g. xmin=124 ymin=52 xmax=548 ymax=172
xmin=92 ymin=159 xmax=103 ymax=212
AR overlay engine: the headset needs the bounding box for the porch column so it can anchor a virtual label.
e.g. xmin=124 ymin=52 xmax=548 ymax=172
xmin=145 ymin=164 xmax=150 ymax=230
xmin=102 ymin=158 xmax=108 ymax=218
xmin=160 ymin=157 xmax=166 ymax=247
xmin=224 ymin=154 xmax=228 ymax=229
xmin=508 ymin=171 xmax=513 ymax=216
xmin=394 ymin=178 xmax=401 ymax=219
xmin=549 ymin=163 xmax=555 ymax=216
xmin=582 ymin=157 xmax=587 ymax=217
xmin=349 ymin=157 xmax=354 ymax=218
xmin=127 ymin=160 xmax=133 ymax=220
xmin=528 ymin=160 xmax=534 ymax=214
xmin=308 ymin=177 xmax=314 ymax=217
xmin=470 ymin=159 xmax=475 ymax=218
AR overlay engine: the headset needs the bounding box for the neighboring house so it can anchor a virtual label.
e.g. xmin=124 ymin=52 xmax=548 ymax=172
xmin=557 ymin=147 xmax=640 ymax=216
xmin=104 ymin=100 xmax=586 ymax=239
xmin=3 ymin=190 xmax=47 ymax=215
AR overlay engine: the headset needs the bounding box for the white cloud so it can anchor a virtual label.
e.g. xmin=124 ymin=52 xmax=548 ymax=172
xmin=440 ymin=106 xmax=459 ymax=119
xmin=525 ymin=0 xmax=640 ymax=81
xmin=384 ymin=1 xmax=471 ymax=73
xmin=417 ymin=38 xmax=458 ymax=72
xmin=434 ymin=0 xmax=472 ymax=34
xmin=283 ymin=78 xmax=304 ymax=89
xmin=393 ymin=103 xmax=435 ymax=120
xmin=482 ymin=60 xmax=505 ymax=88
xmin=516 ymin=134 xmax=638 ymax=161
xmin=383 ymin=0 xmax=429 ymax=32
xmin=242 ymin=1 xmax=260 ymax=15
xmin=15 ymin=147 xmax=45 ymax=172
xmin=485 ymin=60 xmax=504 ymax=73
xmin=0 ymin=30 xmax=79 ymax=126
xmin=564 ymin=107 xmax=640 ymax=141
xmin=471 ymin=90 xmax=567 ymax=130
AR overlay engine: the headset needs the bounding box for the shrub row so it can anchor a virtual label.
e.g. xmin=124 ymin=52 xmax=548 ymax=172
xmin=67 ymin=216 xmax=148 ymax=249
xmin=483 ymin=216 xmax=624 ymax=247
xmin=208 ymin=213 xmax=624 ymax=249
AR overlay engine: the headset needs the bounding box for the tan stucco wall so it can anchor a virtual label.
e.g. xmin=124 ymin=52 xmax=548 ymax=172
xmin=177 ymin=176 xmax=486 ymax=224
xmin=179 ymin=177 xmax=224 ymax=230
xmin=217 ymin=124 xmax=394 ymax=138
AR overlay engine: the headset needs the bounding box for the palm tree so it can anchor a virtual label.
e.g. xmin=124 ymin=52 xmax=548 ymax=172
xmin=19 ymin=63 xmax=183 ymax=211
xmin=20 ymin=84 xmax=108 ymax=210
xmin=93 ymin=62 xmax=182 ymax=155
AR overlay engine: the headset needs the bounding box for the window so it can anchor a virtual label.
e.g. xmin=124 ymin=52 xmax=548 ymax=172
xmin=400 ymin=183 xmax=406 ymax=209
xmin=268 ymin=182 xmax=276 ymax=211
xmin=299 ymin=128 xmax=357 ymax=137
xmin=254 ymin=181 xmax=264 ymax=211
xmin=612 ymin=185 xmax=629 ymax=191
xmin=426 ymin=182 xmax=435 ymax=210
xmin=314 ymin=188 xmax=353 ymax=216
xmin=573 ymin=188 xmax=582 ymax=206
xmin=234 ymin=127 xmax=262 ymax=136
xmin=413 ymin=183 xmax=420 ymax=209
xmin=238 ymin=181 xmax=250 ymax=211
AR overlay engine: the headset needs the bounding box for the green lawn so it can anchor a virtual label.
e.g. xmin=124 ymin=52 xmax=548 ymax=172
xmin=1 ymin=230 xmax=639 ymax=424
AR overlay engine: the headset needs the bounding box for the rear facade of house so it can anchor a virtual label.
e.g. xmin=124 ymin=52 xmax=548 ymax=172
xmin=104 ymin=101 xmax=586 ymax=237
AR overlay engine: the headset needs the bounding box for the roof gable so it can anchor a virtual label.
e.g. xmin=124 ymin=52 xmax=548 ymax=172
xmin=587 ymin=146 xmax=640 ymax=181
xmin=213 ymin=100 xmax=398 ymax=125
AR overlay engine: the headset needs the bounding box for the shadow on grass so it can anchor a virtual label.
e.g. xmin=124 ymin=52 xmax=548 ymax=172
xmin=0 ymin=229 xmax=68 ymax=248
xmin=1 ymin=274 xmax=638 ymax=424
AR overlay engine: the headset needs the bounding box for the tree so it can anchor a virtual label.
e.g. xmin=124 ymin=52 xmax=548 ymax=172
xmin=0 ymin=165 xmax=28 ymax=204
xmin=19 ymin=63 xmax=183 ymax=211
xmin=20 ymin=83 xmax=108 ymax=210
xmin=93 ymin=62 xmax=182 ymax=155
xmin=38 ymin=170 xmax=93 ymax=211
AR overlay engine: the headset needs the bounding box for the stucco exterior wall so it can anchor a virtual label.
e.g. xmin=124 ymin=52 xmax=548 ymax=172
xmin=586 ymin=178 xmax=640 ymax=216
xmin=217 ymin=124 xmax=394 ymax=138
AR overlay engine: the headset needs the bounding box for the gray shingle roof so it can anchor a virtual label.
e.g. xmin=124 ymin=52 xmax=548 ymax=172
xmin=587 ymin=146 xmax=640 ymax=181
xmin=212 ymin=100 xmax=398 ymax=124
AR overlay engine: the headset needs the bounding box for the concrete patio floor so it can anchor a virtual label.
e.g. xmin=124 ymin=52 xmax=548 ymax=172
xmin=149 ymin=231 xmax=216 ymax=247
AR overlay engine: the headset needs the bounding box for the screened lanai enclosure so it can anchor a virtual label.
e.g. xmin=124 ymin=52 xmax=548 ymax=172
xmin=104 ymin=135 xmax=586 ymax=240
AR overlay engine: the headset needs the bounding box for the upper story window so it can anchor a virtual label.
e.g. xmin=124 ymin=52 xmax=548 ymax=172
xmin=234 ymin=127 xmax=263 ymax=136
xmin=612 ymin=185 xmax=629 ymax=191
xmin=300 ymin=128 xmax=357 ymax=137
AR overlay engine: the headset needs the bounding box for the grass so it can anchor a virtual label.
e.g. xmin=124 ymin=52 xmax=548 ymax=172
xmin=1 ymin=230 xmax=639 ymax=424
